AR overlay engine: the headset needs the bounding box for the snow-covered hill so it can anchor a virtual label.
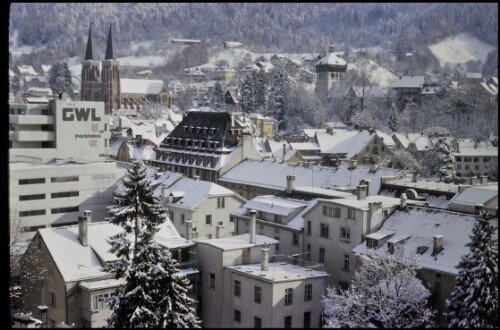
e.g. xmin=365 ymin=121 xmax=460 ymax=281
xmin=428 ymin=33 xmax=496 ymax=67
xmin=347 ymin=59 xmax=397 ymax=88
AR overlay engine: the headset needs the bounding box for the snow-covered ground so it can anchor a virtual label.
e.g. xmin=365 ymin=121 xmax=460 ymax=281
xmin=428 ymin=33 xmax=496 ymax=67
xmin=347 ymin=59 xmax=397 ymax=87
xmin=117 ymin=55 xmax=167 ymax=67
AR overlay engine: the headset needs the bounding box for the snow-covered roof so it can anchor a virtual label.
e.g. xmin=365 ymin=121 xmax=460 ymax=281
xmin=316 ymin=129 xmax=393 ymax=158
xmin=24 ymin=75 xmax=47 ymax=83
xmin=79 ymin=278 xmax=125 ymax=291
xmin=171 ymin=38 xmax=201 ymax=43
xmin=197 ymin=234 xmax=278 ymax=251
xmin=313 ymin=195 xmax=400 ymax=212
xmin=39 ymin=218 xmax=191 ymax=282
xmin=25 ymin=97 xmax=49 ymax=104
xmin=226 ymin=262 xmax=329 ymax=283
xmin=316 ymin=52 xmax=347 ymax=70
xmin=27 ymin=87 xmax=52 ymax=95
xmin=244 ymin=195 xmax=309 ymax=217
xmin=365 ymin=229 xmax=396 ymax=240
xmin=453 ymin=139 xmax=498 ymax=157
xmin=219 ymin=159 xmax=400 ymax=195
xmin=167 ymin=177 xmax=239 ymax=211
xmin=9 ymin=69 xmax=15 ymax=77
xmin=293 ymin=186 xmax=355 ymax=199
xmin=120 ymin=78 xmax=164 ymax=95
xmin=393 ymin=133 xmax=433 ymax=151
xmin=352 ymin=207 xmax=491 ymax=275
xmin=383 ymin=176 xmax=460 ymax=194
xmin=224 ymin=41 xmax=243 ymax=47
xmin=17 ymin=65 xmax=38 ymax=75
xmin=480 ymin=81 xmax=498 ymax=95
xmin=465 ymin=72 xmax=482 ymax=79
xmin=448 ymin=185 xmax=498 ymax=207
xmin=290 ymin=142 xmax=321 ymax=151
xmin=322 ymin=121 xmax=348 ymax=129
xmin=390 ymin=76 xmax=425 ymax=89
xmin=303 ymin=128 xmax=327 ymax=138
xmin=41 ymin=64 xmax=52 ymax=74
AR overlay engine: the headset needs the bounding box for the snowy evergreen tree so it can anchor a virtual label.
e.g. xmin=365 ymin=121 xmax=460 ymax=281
xmin=385 ymin=150 xmax=421 ymax=173
xmin=105 ymin=160 xmax=201 ymax=328
xmin=239 ymin=73 xmax=256 ymax=113
xmin=446 ymin=212 xmax=498 ymax=328
xmin=323 ymin=248 xmax=436 ymax=328
xmin=210 ymin=82 xmax=225 ymax=111
xmin=254 ymin=68 xmax=269 ymax=114
xmin=49 ymin=62 xmax=75 ymax=98
xmin=388 ymin=102 xmax=399 ymax=133
xmin=435 ymin=139 xmax=456 ymax=183
xmin=346 ymin=86 xmax=358 ymax=122
xmin=10 ymin=75 xmax=21 ymax=96
xmin=269 ymin=70 xmax=292 ymax=131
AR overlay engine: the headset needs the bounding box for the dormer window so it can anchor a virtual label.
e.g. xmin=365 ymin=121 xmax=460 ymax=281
xmin=366 ymin=238 xmax=377 ymax=249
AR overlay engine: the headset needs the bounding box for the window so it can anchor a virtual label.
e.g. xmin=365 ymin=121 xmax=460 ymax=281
xmin=284 ymin=316 xmax=292 ymax=328
xmin=382 ymin=209 xmax=388 ymax=217
xmin=181 ymin=214 xmax=185 ymax=224
xmin=209 ymin=273 xmax=215 ymax=290
xmin=93 ymin=292 xmax=114 ymax=310
xmin=274 ymin=214 xmax=281 ymax=223
xmin=304 ymin=311 xmax=311 ymax=328
xmin=217 ymin=197 xmax=225 ymax=208
xmin=323 ymin=205 xmax=340 ymax=217
xmin=285 ymin=288 xmax=293 ymax=305
xmin=319 ymin=248 xmax=325 ymax=264
xmin=306 ymin=244 xmax=311 ymax=260
xmin=456 ymin=164 xmax=462 ymax=170
xmin=455 ymin=156 xmax=462 ymax=161
xmin=304 ymin=284 xmax=312 ymax=301
xmin=275 ymin=237 xmax=280 ymax=251
xmin=343 ymin=254 xmax=350 ymax=271
xmin=51 ymin=191 xmax=79 ymax=198
xmin=465 ymin=165 xmax=470 ymax=170
xmin=19 ymin=178 xmax=45 ymax=185
xmin=340 ymin=227 xmax=350 ymax=242
xmin=206 ymin=214 xmax=212 ymax=225
xmin=254 ymin=316 xmax=262 ymax=328
xmin=473 ymin=157 xmax=479 ymax=162
xmin=234 ymin=280 xmax=241 ymax=296
xmin=169 ymin=211 xmax=174 ymax=221
xmin=320 ymin=224 xmax=329 ymax=238
xmin=49 ymin=292 xmax=56 ymax=307
xmin=19 ymin=209 xmax=46 ymax=217
xmin=307 ymin=221 xmax=311 ymax=235
xmin=254 ymin=286 xmax=261 ymax=304
xmin=292 ymin=233 xmax=299 ymax=246
xmin=104 ymin=139 xmax=108 ymax=147
xmin=367 ymin=238 xmax=377 ymax=249
xmin=464 ymin=157 xmax=471 ymax=162
xmin=51 ymin=176 xmax=79 ymax=183
xmin=234 ymin=309 xmax=241 ymax=323
xmin=51 ymin=206 xmax=79 ymax=214
xmin=347 ymin=208 xmax=355 ymax=219
xmin=19 ymin=194 xmax=45 ymax=201
xmin=230 ymin=216 xmax=234 ymax=223
xmin=483 ymin=157 xmax=491 ymax=162
xmin=475 ymin=164 xmax=480 ymax=170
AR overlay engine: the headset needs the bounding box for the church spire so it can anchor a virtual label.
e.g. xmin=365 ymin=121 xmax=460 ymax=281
xmin=84 ymin=25 xmax=94 ymax=60
xmin=105 ymin=24 xmax=114 ymax=60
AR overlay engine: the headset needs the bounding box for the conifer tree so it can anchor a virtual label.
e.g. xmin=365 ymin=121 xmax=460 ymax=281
xmin=49 ymin=62 xmax=75 ymax=98
xmin=105 ymin=160 xmax=201 ymax=328
xmin=254 ymin=68 xmax=269 ymax=114
xmin=210 ymin=82 xmax=225 ymax=111
xmin=388 ymin=102 xmax=399 ymax=133
xmin=435 ymin=139 xmax=456 ymax=183
xmin=446 ymin=212 xmax=498 ymax=328
xmin=240 ymin=72 xmax=256 ymax=113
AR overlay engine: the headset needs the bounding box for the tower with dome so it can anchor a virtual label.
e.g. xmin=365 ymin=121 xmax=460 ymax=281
xmin=315 ymin=45 xmax=347 ymax=101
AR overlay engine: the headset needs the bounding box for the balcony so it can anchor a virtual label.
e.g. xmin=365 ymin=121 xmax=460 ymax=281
xmin=10 ymin=114 xmax=54 ymax=125
xmin=11 ymin=131 xmax=54 ymax=142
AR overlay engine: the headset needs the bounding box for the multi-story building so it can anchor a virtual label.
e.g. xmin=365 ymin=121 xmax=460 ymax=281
xmin=162 ymin=176 xmax=246 ymax=240
xmin=9 ymin=160 xmax=126 ymax=242
xmin=389 ymin=75 xmax=426 ymax=101
xmin=150 ymin=111 xmax=263 ymax=182
xmin=451 ymin=139 xmax=498 ymax=178
xmin=315 ymin=46 xmax=347 ymax=100
xmin=302 ymin=186 xmax=400 ymax=288
xmin=9 ymin=98 xmax=111 ymax=162
xmin=392 ymin=133 xmax=433 ymax=161
xmin=448 ymin=184 xmax=498 ymax=214
xmin=352 ymin=205 xmax=491 ymax=326
xmin=22 ymin=211 xmax=198 ymax=328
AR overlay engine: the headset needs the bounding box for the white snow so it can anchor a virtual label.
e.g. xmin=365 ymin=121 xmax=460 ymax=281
xmin=347 ymin=59 xmax=397 ymax=87
xmin=117 ymin=55 xmax=166 ymax=67
xmin=120 ymin=78 xmax=164 ymax=95
xmin=198 ymin=233 xmax=278 ymax=251
xmin=428 ymin=33 xmax=496 ymax=67
xmin=449 ymin=185 xmax=498 ymax=206
xmin=244 ymin=195 xmax=309 ymax=217
xmin=227 ymin=261 xmax=329 ymax=282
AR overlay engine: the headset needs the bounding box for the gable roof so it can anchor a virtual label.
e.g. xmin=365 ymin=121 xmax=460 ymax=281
xmin=196 ymin=233 xmax=278 ymax=251
xmin=243 ymin=195 xmax=309 ymax=217
xmin=352 ymin=207 xmax=491 ymax=275
xmin=390 ymin=76 xmax=425 ymax=89
xmin=448 ymin=185 xmax=498 ymax=207
xmin=120 ymin=78 xmax=164 ymax=95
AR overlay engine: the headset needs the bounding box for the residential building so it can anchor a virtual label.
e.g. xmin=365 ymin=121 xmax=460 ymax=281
xmin=150 ymin=111 xmax=263 ymax=182
xmin=206 ymin=66 xmax=237 ymax=82
xmin=315 ymin=45 xmax=347 ymax=100
xmin=302 ymin=187 xmax=400 ymax=288
xmin=162 ymin=177 xmax=246 ymax=240
xmin=120 ymin=78 xmax=172 ymax=110
xmin=219 ymin=159 xmax=400 ymax=200
xmin=392 ymin=133 xmax=433 ymax=161
xmin=389 ymin=75 xmax=426 ymax=100
xmin=451 ymin=138 xmax=498 ymax=178
xmin=232 ymin=196 xmax=313 ymax=256
xmin=22 ymin=211 xmax=199 ymax=328
xmin=9 ymin=98 xmax=111 ymax=162
xmin=248 ymin=113 xmax=275 ymax=138
xmin=171 ymin=38 xmax=202 ymax=45
xmin=448 ymin=184 xmax=498 ymax=214
xmin=352 ymin=206 xmax=495 ymax=326
xmin=223 ymin=41 xmax=243 ymax=49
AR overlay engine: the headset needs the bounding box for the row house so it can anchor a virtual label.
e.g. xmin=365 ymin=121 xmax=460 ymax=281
xmin=392 ymin=132 xmax=433 ymax=161
xmin=352 ymin=205 xmax=490 ymax=326
xmin=302 ymin=186 xmax=400 ymax=288
xmin=162 ymin=176 xmax=246 ymax=240
xmin=22 ymin=211 xmax=199 ymax=328
xmin=451 ymin=139 xmax=498 ymax=178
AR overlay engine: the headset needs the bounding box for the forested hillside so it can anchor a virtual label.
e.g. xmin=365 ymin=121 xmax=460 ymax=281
xmin=9 ymin=3 xmax=498 ymax=60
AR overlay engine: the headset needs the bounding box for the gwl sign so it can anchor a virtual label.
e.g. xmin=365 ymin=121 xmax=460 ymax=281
xmin=63 ymin=108 xmax=101 ymax=121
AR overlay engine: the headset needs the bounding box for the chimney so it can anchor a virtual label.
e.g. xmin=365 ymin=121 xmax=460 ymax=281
xmin=458 ymin=184 xmax=471 ymax=193
xmin=432 ymin=235 xmax=443 ymax=255
xmin=185 ymin=221 xmax=193 ymax=240
xmin=348 ymin=159 xmax=358 ymax=170
xmin=326 ymin=127 xmax=333 ymax=135
xmin=480 ymin=175 xmax=488 ymax=185
xmin=241 ymin=133 xmax=252 ymax=161
xmin=369 ymin=202 xmax=383 ymax=215
xmin=359 ymin=179 xmax=370 ymax=195
xmin=282 ymin=143 xmax=286 ymax=162
xmin=400 ymin=193 xmax=408 ymax=208
xmin=469 ymin=176 xmax=480 ymax=185
xmin=231 ymin=113 xmax=235 ymax=127
xmin=286 ymin=175 xmax=296 ymax=194
xmin=356 ymin=184 xmax=367 ymax=200
xmin=249 ymin=209 xmax=257 ymax=244
xmin=412 ymin=172 xmax=420 ymax=182
xmin=261 ymin=247 xmax=269 ymax=271
xmin=78 ymin=210 xmax=91 ymax=247
xmin=193 ymin=175 xmax=200 ymax=181
xmin=216 ymin=224 xmax=225 ymax=239
xmin=475 ymin=203 xmax=484 ymax=215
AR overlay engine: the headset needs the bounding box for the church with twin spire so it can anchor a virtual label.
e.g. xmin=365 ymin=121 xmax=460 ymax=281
xmin=81 ymin=24 xmax=121 ymax=114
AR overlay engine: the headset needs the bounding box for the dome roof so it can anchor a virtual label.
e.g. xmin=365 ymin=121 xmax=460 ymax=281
xmin=316 ymin=52 xmax=347 ymax=72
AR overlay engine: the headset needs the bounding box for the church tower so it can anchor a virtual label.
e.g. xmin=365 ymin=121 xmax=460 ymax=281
xmin=81 ymin=26 xmax=102 ymax=103
xmin=315 ymin=45 xmax=347 ymax=101
xmin=101 ymin=24 xmax=121 ymax=114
